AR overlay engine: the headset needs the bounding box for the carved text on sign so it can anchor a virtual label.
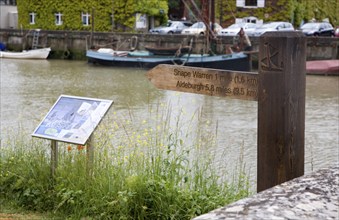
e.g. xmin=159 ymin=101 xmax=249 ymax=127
xmin=147 ymin=64 xmax=259 ymax=101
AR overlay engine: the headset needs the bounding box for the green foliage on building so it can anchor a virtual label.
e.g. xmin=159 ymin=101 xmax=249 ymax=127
xmin=215 ymin=0 xmax=338 ymax=27
xmin=16 ymin=0 xmax=168 ymax=31
xmin=298 ymin=0 xmax=338 ymax=26
xmin=16 ymin=0 xmax=337 ymax=31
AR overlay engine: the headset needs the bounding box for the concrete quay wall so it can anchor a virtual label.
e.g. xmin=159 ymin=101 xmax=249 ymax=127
xmin=194 ymin=165 xmax=339 ymax=220
xmin=0 ymin=29 xmax=338 ymax=61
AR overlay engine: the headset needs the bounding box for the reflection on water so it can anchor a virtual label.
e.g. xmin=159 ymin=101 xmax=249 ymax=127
xmin=1 ymin=59 xmax=338 ymax=185
xmin=0 ymin=59 xmax=161 ymax=130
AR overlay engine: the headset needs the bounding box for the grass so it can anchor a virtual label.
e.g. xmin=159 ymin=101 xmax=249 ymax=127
xmin=0 ymin=201 xmax=54 ymax=219
xmin=0 ymin=101 xmax=251 ymax=219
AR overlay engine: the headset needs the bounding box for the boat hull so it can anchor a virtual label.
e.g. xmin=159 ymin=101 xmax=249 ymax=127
xmin=306 ymin=60 xmax=339 ymax=75
xmin=87 ymin=50 xmax=177 ymax=68
xmin=181 ymin=54 xmax=250 ymax=71
xmin=144 ymin=46 xmax=191 ymax=56
xmin=0 ymin=48 xmax=51 ymax=59
xmin=86 ymin=50 xmax=250 ymax=71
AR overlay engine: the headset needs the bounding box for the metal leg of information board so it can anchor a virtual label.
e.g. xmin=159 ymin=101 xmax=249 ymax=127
xmin=51 ymin=140 xmax=58 ymax=177
xmin=86 ymin=135 xmax=94 ymax=177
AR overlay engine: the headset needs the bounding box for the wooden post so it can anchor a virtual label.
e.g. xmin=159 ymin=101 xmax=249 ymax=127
xmin=51 ymin=140 xmax=58 ymax=177
xmin=257 ymin=32 xmax=306 ymax=192
xmin=243 ymin=51 xmax=258 ymax=72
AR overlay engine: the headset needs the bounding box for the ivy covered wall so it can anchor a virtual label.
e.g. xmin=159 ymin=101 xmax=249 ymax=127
xmin=16 ymin=0 xmax=168 ymax=31
xmin=215 ymin=0 xmax=338 ymax=27
xmin=16 ymin=0 xmax=338 ymax=31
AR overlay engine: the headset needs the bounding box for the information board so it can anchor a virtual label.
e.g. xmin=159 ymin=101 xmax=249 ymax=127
xmin=32 ymin=95 xmax=113 ymax=145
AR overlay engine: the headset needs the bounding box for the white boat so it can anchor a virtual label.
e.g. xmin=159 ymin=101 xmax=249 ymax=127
xmin=0 ymin=47 xmax=51 ymax=59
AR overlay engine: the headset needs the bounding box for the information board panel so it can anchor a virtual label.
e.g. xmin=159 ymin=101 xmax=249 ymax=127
xmin=32 ymin=95 xmax=113 ymax=145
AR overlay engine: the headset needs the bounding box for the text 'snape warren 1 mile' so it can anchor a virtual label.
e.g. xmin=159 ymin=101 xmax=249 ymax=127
xmin=147 ymin=64 xmax=258 ymax=101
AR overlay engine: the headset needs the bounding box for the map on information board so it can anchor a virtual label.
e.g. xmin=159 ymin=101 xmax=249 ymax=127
xmin=32 ymin=95 xmax=113 ymax=145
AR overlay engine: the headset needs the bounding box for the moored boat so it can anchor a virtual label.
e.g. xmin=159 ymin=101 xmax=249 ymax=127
xmin=86 ymin=49 xmax=250 ymax=71
xmin=0 ymin=47 xmax=51 ymax=59
xmin=306 ymin=60 xmax=339 ymax=75
xmin=87 ymin=49 xmax=177 ymax=68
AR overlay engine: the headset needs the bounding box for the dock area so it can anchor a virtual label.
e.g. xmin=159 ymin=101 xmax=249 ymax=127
xmin=194 ymin=165 xmax=339 ymax=220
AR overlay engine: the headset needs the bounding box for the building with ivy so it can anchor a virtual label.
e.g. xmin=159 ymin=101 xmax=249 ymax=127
xmin=3 ymin=0 xmax=338 ymax=31
xmin=15 ymin=0 xmax=169 ymax=32
xmin=209 ymin=0 xmax=337 ymax=27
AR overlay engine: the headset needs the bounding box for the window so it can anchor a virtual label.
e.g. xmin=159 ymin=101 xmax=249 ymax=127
xmin=55 ymin=12 xmax=63 ymax=25
xmin=245 ymin=0 xmax=257 ymax=6
xmin=82 ymin=12 xmax=90 ymax=26
xmin=236 ymin=0 xmax=265 ymax=8
xmin=29 ymin=12 xmax=36 ymax=24
xmin=0 ymin=0 xmax=16 ymax=5
xmin=110 ymin=13 xmax=114 ymax=25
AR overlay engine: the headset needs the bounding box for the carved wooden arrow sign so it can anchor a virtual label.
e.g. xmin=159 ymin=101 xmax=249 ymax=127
xmin=147 ymin=64 xmax=259 ymax=101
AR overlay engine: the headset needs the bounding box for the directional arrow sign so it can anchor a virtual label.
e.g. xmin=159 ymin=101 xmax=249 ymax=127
xmin=147 ymin=64 xmax=259 ymax=101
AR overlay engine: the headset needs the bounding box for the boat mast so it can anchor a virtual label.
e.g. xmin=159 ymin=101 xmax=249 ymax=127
xmin=182 ymin=0 xmax=216 ymax=53
xmin=201 ymin=0 xmax=215 ymax=53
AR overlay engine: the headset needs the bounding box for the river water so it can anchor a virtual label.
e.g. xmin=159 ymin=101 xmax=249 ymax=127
xmin=1 ymin=59 xmax=338 ymax=185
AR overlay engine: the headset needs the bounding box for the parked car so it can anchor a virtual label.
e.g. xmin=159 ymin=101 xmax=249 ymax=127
xmin=251 ymin=21 xmax=294 ymax=37
xmin=299 ymin=22 xmax=334 ymax=37
xmin=181 ymin=21 xmax=222 ymax=35
xmin=149 ymin=20 xmax=192 ymax=34
xmin=335 ymin=26 xmax=339 ymax=37
xmin=218 ymin=22 xmax=258 ymax=36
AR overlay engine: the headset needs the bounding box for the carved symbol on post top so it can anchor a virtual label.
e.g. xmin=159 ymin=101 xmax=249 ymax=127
xmin=261 ymin=43 xmax=284 ymax=71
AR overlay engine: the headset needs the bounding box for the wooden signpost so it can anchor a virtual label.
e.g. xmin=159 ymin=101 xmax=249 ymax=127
xmin=147 ymin=32 xmax=306 ymax=192
xmin=147 ymin=65 xmax=259 ymax=101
